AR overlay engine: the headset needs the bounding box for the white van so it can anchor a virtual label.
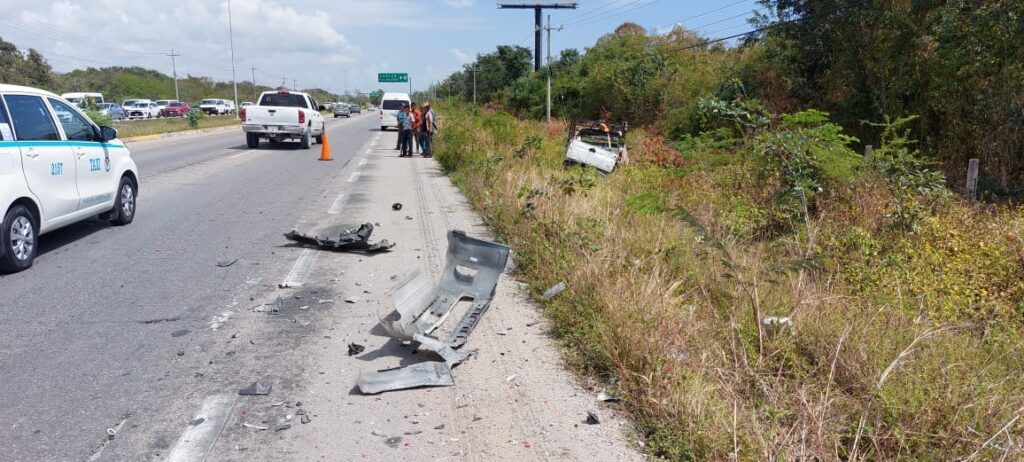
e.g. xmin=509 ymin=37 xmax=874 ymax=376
xmin=61 ymin=92 xmax=105 ymax=106
xmin=379 ymin=92 xmax=411 ymax=131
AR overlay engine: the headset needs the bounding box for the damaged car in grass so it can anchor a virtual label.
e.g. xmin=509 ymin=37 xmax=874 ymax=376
xmin=564 ymin=122 xmax=628 ymax=173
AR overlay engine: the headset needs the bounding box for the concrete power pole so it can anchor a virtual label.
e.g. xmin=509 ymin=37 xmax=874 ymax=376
xmin=227 ymin=0 xmax=239 ymax=118
xmin=166 ymin=49 xmax=181 ymax=101
xmin=293 ymin=78 xmax=297 ymax=91
xmin=472 ymin=64 xmax=477 ymax=104
xmin=543 ymin=16 xmax=563 ymax=122
xmin=250 ymin=66 xmax=257 ymax=101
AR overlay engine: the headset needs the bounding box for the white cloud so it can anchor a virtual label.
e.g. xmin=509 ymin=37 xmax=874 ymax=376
xmin=451 ymin=48 xmax=473 ymax=64
xmin=443 ymin=0 xmax=474 ymax=7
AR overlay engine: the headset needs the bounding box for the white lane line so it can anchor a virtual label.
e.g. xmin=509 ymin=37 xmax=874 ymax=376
xmin=328 ymin=193 xmax=349 ymax=215
xmin=228 ymin=149 xmax=256 ymax=159
xmin=165 ymin=395 xmax=237 ymax=462
xmin=348 ymin=171 xmax=361 ymax=183
xmin=282 ymin=249 xmax=319 ymax=288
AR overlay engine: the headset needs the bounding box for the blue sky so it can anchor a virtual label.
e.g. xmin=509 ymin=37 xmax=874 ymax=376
xmin=0 ymin=0 xmax=763 ymax=96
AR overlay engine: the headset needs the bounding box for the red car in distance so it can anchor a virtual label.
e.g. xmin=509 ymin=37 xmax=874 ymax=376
xmin=160 ymin=101 xmax=191 ymax=117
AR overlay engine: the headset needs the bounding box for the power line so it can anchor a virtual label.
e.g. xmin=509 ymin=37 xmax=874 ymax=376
xmin=557 ymin=0 xmax=630 ymax=23
xmin=653 ymin=0 xmax=750 ymax=31
xmin=561 ymin=0 xmax=662 ymax=28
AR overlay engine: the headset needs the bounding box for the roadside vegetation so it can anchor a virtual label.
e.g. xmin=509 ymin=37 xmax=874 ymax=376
xmin=110 ymin=114 xmax=240 ymax=139
xmin=430 ymin=2 xmax=1024 ymax=459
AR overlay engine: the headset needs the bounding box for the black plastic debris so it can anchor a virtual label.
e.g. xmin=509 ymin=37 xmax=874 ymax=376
xmin=392 ymin=202 xmax=403 ymax=211
xmin=348 ymin=343 xmax=365 ymax=356
xmin=238 ymin=381 xmax=272 ymax=396
xmin=216 ymin=259 xmax=238 ymax=268
xmin=385 ymin=436 xmax=403 ymax=448
xmin=284 ymin=223 xmax=395 ymax=253
xmin=300 ymin=415 xmax=311 ymax=424
xmin=585 ymin=411 xmax=600 ymax=425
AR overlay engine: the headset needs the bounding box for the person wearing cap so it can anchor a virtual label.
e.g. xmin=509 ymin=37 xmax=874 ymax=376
xmin=420 ymin=102 xmax=436 ymax=157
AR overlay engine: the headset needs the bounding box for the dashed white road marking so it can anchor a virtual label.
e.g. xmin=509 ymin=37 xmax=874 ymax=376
xmin=348 ymin=171 xmax=361 ymax=183
xmin=282 ymin=249 xmax=319 ymax=288
xmin=165 ymin=395 xmax=238 ymax=462
xmin=328 ymin=193 xmax=349 ymax=215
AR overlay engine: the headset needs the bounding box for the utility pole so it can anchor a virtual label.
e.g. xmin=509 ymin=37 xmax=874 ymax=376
xmin=343 ymin=70 xmax=349 ymax=96
xmin=498 ymin=2 xmax=576 ymax=72
xmin=543 ymin=15 xmax=563 ymax=122
xmin=166 ymin=49 xmax=181 ymax=101
xmin=409 ymin=77 xmax=412 ymax=96
xmin=293 ymin=78 xmax=297 ymax=91
xmin=472 ymin=64 xmax=477 ymax=104
xmin=281 ymin=76 xmax=287 ymax=89
xmin=227 ymin=0 xmax=240 ymax=117
xmin=250 ymin=66 xmax=257 ymax=101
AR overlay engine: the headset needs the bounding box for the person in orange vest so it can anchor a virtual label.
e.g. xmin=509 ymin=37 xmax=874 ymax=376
xmin=410 ymin=104 xmax=422 ymax=155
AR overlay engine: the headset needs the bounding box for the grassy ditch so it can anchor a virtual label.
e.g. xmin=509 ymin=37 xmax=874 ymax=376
xmin=111 ymin=115 xmax=239 ymax=139
xmin=433 ymin=103 xmax=1024 ymax=460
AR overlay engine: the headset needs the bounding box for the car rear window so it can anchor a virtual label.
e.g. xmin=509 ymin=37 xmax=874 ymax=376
xmin=259 ymin=94 xmax=307 ymax=108
xmin=4 ymin=95 xmax=60 ymax=141
xmin=382 ymin=100 xmax=406 ymax=110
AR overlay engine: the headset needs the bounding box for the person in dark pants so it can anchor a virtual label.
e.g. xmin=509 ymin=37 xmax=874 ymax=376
xmin=420 ymin=102 xmax=435 ymax=157
xmin=398 ymin=105 xmax=414 ymax=157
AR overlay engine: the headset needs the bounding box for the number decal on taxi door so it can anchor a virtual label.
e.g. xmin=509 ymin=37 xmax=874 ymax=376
xmin=90 ymin=158 xmax=101 ymax=172
xmin=51 ymin=162 xmax=63 ymax=176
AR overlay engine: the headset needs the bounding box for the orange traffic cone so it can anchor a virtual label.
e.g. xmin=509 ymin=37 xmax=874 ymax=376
xmin=319 ymin=131 xmax=333 ymax=161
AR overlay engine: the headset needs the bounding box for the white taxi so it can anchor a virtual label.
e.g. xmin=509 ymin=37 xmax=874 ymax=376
xmin=0 ymin=84 xmax=139 ymax=273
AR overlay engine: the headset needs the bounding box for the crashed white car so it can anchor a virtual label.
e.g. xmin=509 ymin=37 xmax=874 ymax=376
xmin=564 ymin=124 xmax=628 ymax=173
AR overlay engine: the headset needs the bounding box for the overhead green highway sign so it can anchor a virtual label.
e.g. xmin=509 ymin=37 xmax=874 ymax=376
xmin=378 ymin=73 xmax=408 ymax=83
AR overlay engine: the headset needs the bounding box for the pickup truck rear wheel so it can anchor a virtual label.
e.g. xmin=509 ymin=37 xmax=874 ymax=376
xmin=246 ymin=133 xmax=260 ymax=149
xmin=0 ymin=205 xmax=37 ymax=273
xmin=299 ymin=130 xmax=312 ymax=150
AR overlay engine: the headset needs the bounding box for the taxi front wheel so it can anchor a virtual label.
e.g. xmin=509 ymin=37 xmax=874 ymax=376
xmin=0 ymin=205 xmax=37 ymax=273
xmin=110 ymin=177 xmax=136 ymax=226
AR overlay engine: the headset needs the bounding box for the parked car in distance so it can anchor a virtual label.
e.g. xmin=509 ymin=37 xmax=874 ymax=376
xmin=97 ymin=103 xmax=125 ymax=120
xmin=154 ymin=100 xmax=175 ymax=115
xmin=379 ymin=92 xmax=411 ymax=130
xmin=564 ymin=123 xmax=628 ymax=174
xmin=241 ymin=90 xmax=325 ymax=149
xmin=333 ymin=103 xmax=351 ymax=118
xmin=160 ymin=101 xmax=191 ymax=117
xmin=127 ymin=101 xmax=159 ymax=119
xmin=199 ymin=99 xmax=235 ymax=115
xmin=121 ymin=99 xmax=150 ymax=113
xmin=0 ymin=84 xmax=139 ymax=273
xmin=349 ymin=104 xmax=361 ymax=114
xmin=61 ymin=92 xmax=105 ymax=106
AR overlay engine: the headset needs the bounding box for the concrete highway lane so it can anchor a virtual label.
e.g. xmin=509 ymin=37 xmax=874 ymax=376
xmin=0 ymin=114 xmax=378 ymax=461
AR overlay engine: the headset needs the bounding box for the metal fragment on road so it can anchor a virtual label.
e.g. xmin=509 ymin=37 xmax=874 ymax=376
xmin=356 ymin=361 xmax=456 ymax=395
xmin=382 ymin=230 xmax=510 ymax=348
xmin=284 ymin=223 xmax=395 ymax=253
xmin=586 ymin=411 xmax=600 ymax=425
xmin=238 ymin=381 xmax=272 ymax=396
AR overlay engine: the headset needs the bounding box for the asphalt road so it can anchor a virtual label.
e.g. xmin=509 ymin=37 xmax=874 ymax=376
xmin=0 ymin=113 xmax=378 ymax=461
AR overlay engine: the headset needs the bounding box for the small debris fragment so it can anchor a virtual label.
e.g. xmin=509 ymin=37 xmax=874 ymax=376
xmin=345 ymin=296 xmax=359 ymax=304
xmin=299 ymin=305 xmax=310 ymax=310
xmin=106 ymin=428 xmax=117 ymax=437
xmin=404 ymin=430 xmax=422 ymax=435
xmin=171 ymin=329 xmax=191 ymax=338
xmin=300 ymin=415 xmax=311 ymax=424
xmin=271 ymin=401 xmax=286 ymax=407
xmin=385 ymin=436 xmax=403 ymax=448
xmin=238 ymin=381 xmax=272 ymax=396
xmin=189 ymin=417 xmax=205 ymax=426
xmin=243 ymin=422 xmax=268 ymax=431
xmin=347 ymin=343 xmax=366 ymax=356
xmin=404 ymin=216 xmax=413 ymax=220
xmin=433 ymin=424 xmax=445 ymax=430
xmin=597 ymin=391 xmax=619 ymax=402
xmin=216 ymin=259 xmax=239 ymax=268
xmin=176 ymin=349 xmax=185 ymax=357
xmin=525 ymin=320 xmax=539 ymax=327
xmin=371 ymin=430 xmax=387 ymax=437
xmin=318 ymin=299 xmax=334 ymax=305
xmin=392 ymin=203 xmax=403 ymax=211
xmin=585 ymin=411 xmax=600 ymax=425
xmin=506 ymin=374 xmax=517 ymax=383
xmin=543 ymin=282 xmax=566 ymax=299
xmin=275 ymin=424 xmax=292 ymax=432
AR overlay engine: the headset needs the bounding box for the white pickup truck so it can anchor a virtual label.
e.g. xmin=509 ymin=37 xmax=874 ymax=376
xmin=241 ymin=91 xmax=326 ymax=149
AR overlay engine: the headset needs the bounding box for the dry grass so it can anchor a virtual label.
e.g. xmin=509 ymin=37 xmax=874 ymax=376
xmin=434 ymin=103 xmax=1024 ymax=460
xmin=113 ymin=115 xmax=238 ymax=139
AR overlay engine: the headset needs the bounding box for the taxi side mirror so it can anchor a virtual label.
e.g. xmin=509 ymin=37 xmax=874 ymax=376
xmin=99 ymin=126 xmax=118 ymax=142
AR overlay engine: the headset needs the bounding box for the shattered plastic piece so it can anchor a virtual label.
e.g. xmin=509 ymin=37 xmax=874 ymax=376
xmin=300 ymin=415 xmax=311 ymax=424
xmin=275 ymin=424 xmax=292 ymax=432
xmin=586 ymin=411 xmax=601 ymax=425
xmin=356 ymin=362 xmax=456 ymax=395
xmin=392 ymin=202 xmax=403 ymax=211
xmin=284 ymin=223 xmax=395 ymax=253
xmin=382 ymin=230 xmax=510 ymax=348
xmin=597 ymin=391 xmax=619 ymax=402
xmin=762 ymin=316 xmax=794 ymax=335
xmin=347 ymin=343 xmax=365 ymax=356
xmin=216 ymin=259 xmax=239 ymax=267
xmin=238 ymin=381 xmax=272 ymax=396
xmin=243 ymin=422 xmax=268 ymax=430
xmin=543 ymin=282 xmax=566 ymax=299
xmin=345 ymin=296 xmax=359 ymax=304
